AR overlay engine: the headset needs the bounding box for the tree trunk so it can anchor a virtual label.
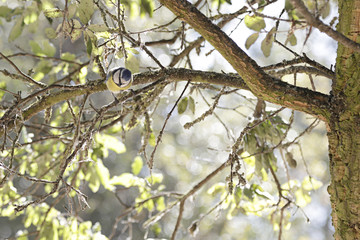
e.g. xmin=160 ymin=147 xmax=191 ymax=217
xmin=328 ymin=1 xmax=360 ymax=239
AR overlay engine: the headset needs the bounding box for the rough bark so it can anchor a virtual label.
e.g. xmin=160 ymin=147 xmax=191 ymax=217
xmin=159 ymin=0 xmax=330 ymax=121
xmin=327 ymin=0 xmax=360 ymax=239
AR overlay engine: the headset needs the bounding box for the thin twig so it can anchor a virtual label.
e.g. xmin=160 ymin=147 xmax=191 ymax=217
xmin=148 ymin=81 xmax=191 ymax=169
xmin=0 ymin=52 xmax=47 ymax=88
xmin=289 ymin=0 xmax=360 ymax=53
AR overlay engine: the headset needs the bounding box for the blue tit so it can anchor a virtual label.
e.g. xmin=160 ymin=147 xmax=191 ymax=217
xmin=106 ymin=67 xmax=133 ymax=93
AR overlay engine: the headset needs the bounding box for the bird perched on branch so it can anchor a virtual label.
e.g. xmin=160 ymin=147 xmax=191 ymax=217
xmin=106 ymin=67 xmax=133 ymax=93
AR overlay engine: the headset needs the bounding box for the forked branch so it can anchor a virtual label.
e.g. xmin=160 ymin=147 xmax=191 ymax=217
xmin=159 ymin=0 xmax=331 ymax=121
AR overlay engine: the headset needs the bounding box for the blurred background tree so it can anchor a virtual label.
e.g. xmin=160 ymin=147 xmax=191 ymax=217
xmin=0 ymin=0 xmax=359 ymax=239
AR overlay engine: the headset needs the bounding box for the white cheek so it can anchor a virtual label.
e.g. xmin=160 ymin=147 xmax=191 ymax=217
xmin=113 ymin=71 xmax=121 ymax=85
xmin=120 ymin=80 xmax=131 ymax=87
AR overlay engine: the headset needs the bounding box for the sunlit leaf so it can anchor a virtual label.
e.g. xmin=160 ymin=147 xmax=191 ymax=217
xmin=149 ymin=132 xmax=156 ymax=147
xmin=95 ymin=133 xmax=126 ymax=154
xmin=244 ymin=15 xmax=265 ymax=32
xmin=24 ymin=11 xmax=37 ymax=25
xmin=110 ymin=173 xmax=145 ymax=188
xmin=151 ymin=223 xmax=162 ymax=236
xmin=68 ymin=19 xmax=83 ymax=42
xmin=207 ymin=183 xmax=226 ymax=196
xmin=241 ymin=151 xmax=255 ymax=166
xmin=156 ymin=197 xmax=166 ymax=211
xmin=77 ymin=0 xmax=94 ymax=24
xmin=295 ymin=189 xmax=311 ymax=207
xmin=132 ymin=156 xmax=143 ymax=175
xmin=260 ymin=168 xmax=268 ymax=181
xmin=302 ymin=176 xmax=323 ymax=191
xmin=87 ymin=166 xmax=100 ymax=192
xmin=147 ymin=173 xmax=163 ymax=185
xmin=43 ymin=8 xmax=63 ymax=18
xmin=61 ymin=52 xmax=76 ymax=61
xmin=78 ymin=66 xmax=87 ymax=84
xmin=129 ymin=48 xmax=140 ymax=55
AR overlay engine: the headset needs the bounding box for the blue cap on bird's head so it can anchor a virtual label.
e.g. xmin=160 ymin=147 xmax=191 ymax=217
xmin=106 ymin=67 xmax=133 ymax=93
xmin=121 ymin=68 xmax=132 ymax=82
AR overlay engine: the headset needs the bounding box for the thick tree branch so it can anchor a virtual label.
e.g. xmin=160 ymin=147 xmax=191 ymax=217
xmin=169 ymin=7 xmax=248 ymax=67
xmin=0 ymin=68 xmax=330 ymax=138
xmin=290 ymin=0 xmax=360 ymax=53
xmin=159 ymin=0 xmax=330 ymax=121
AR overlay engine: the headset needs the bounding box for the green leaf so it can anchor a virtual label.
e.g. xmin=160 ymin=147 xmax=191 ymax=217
xmin=243 ymin=187 xmax=254 ymax=200
xmin=285 ymin=152 xmax=297 ymax=168
xmin=177 ymin=97 xmax=188 ymax=114
xmin=95 ymin=133 xmax=126 ymax=154
xmin=77 ymin=0 xmax=94 ymax=24
xmin=95 ymin=160 xmax=114 ymax=191
xmin=156 ymin=197 xmax=166 ymax=212
xmin=146 ymin=173 xmax=163 ymax=184
xmin=85 ymin=35 xmax=93 ymax=57
xmin=149 ymin=132 xmax=156 ymax=147
xmin=68 ymin=19 xmax=83 ymax=42
xmin=61 ymin=52 xmax=76 ymax=61
xmin=42 ymin=40 xmax=56 ymax=57
xmin=89 ymin=179 xmax=100 ymax=193
xmin=45 ymin=27 xmax=57 ymax=39
xmin=110 ymin=173 xmax=145 ymax=188
xmin=24 ymin=11 xmax=38 ymax=25
xmin=9 ymin=17 xmax=24 ymax=41
xmin=150 ymin=223 xmax=162 ymax=236
xmin=207 ymin=183 xmax=226 ymax=196
xmin=0 ymin=6 xmax=12 ymax=18
xmin=43 ymin=8 xmax=63 ymax=18
xmin=87 ymin=24 xmax=109 ymax=32
xmin=140 ymin=0 xmax=155 ymax=17
xmin=132 ymin=156 xmax=143 ymax=175
xmin=244 ymin=15 xmax=265 ymax=32
xmin=286 ymin=33 xmax=297 ymax=46
xmin=33 ymin=60 xmax=53 ymax=81
xmin=295 ymin=189 xmax=311 ymax=207
xmin=261 ymin=27 xmax=275 ymax=57
xmin=30 ymin=40 xmax=42 ymax=55
xmin=320 ymin=2 xmax=331 ymax=19
xmin=245 ymin=33 xmax=259 ymax=49
xmin=241 ymin=151 xmax=255 ymax=166
xmin=0 ymin=81 xmax=6 ymax=100
xmin=302 ymin=176 xmax=323 ymax=191
xmin=189 ymin=96 xmax=195 ymax=114
xmin=78 ymin=66 xmax=87 ymax=84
